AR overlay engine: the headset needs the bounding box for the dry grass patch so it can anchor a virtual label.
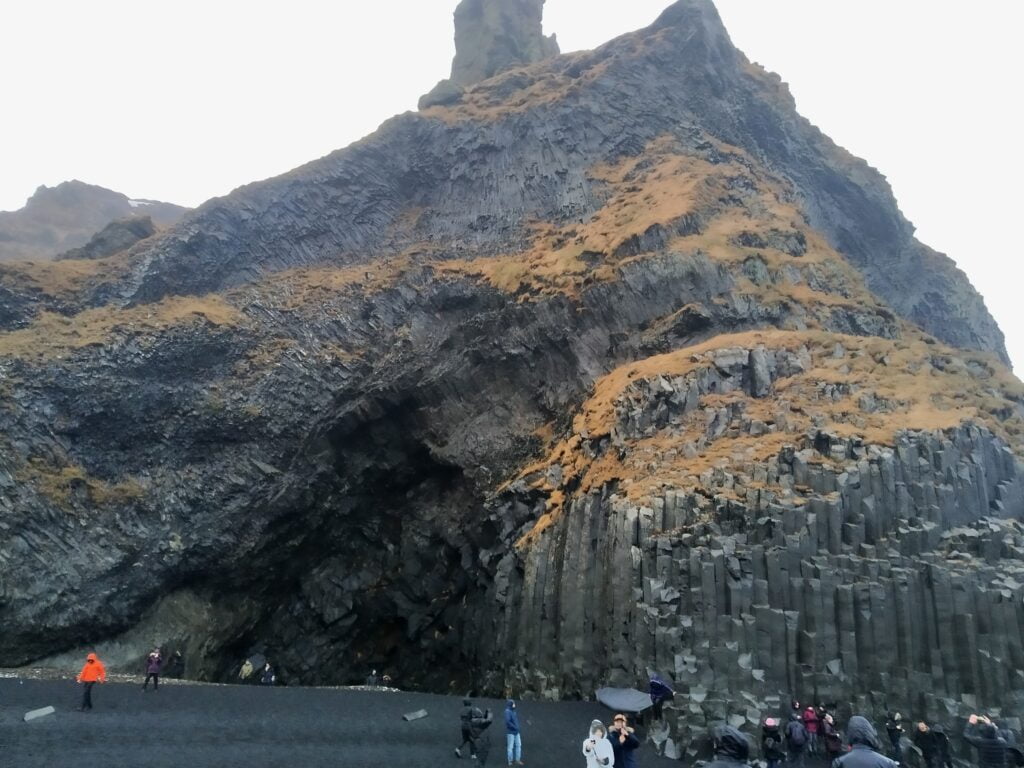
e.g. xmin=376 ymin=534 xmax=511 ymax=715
xmin=0 ymin=254 xmax=131 ymax=301
xmin=19 ymin=459 xmax=146 ymax=508
xmin=0 ymin=295 xmax=243 ymax=362
xmin=512 ymin=329 xmax=1024 ymax=545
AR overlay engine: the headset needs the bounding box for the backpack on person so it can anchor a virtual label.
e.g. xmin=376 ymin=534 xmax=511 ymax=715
xmin=787 ymin=720 xmax=808 ymax=748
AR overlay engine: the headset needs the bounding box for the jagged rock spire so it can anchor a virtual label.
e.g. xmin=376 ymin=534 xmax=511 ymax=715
xmin=419 ymin=0 xmax=559 ymax=109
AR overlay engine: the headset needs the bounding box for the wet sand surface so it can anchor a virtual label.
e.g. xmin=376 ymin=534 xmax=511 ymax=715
xmin=0 ymin=678 xmax=681 ymax=767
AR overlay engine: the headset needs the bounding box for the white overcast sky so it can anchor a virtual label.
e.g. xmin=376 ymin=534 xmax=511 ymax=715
xmin=1 ymin=1 xmax=1020 ymax=369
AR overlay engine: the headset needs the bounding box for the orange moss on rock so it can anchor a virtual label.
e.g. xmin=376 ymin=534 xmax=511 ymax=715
xmin=0 ymin=253 xmax=132 ymax=301
xmin=0 ymin=295 xmax=243 ymax=362
xmin=513 ymin=329 xmax=1024 ymax=547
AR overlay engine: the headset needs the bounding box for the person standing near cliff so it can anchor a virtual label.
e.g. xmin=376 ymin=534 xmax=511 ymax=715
xmin=884 ymin=713 xmax=904 ymax=758
xmin=708 ymin=724 xmax=754 ymax=768
xmin=142 ymin=647 xmax=163 ymax=691
xmin=260 ymin=661 xmax=276 ymax=686
xmin=786 ymin=712 xmax=809 ymax=768
xmin=582 ymin=719 xmax=614 ymax=767
xmin=456 ymin=697 xmax=493 ymax=760
xmin=763 ymin=718 xmax=786 ymax=768
xmin=76 ymin=652 xmax=107 ymax=711
xmin=831 ymin=716 xmax=896 ymax=768
xmin=505 ymin=699 xmax=524 ymax=766
xmin=608 ymin=713 xmax=640 ymax=768
xmin=803 ymin=705 xmax=821 ymax=755
xmin=963 ymin=714 xmax=1010 ymax=768
xmin=822 ymin=714 xmax=844 ymax=762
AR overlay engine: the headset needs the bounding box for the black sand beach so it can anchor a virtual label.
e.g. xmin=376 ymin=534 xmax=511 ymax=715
xmin=0 ymin=677 xmax=680 ymax=767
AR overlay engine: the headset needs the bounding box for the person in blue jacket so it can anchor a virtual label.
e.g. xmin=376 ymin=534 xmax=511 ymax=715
xmin=608 ymin=713 xmax=641 ymax=768
xmin=505 ymin=699 xmax=523 ymax=765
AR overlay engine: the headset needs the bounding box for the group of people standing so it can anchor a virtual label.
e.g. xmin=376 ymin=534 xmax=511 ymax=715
xmin=74 ymin=647 xmax=166 ymax=711
xmin=763 ymin=702 xmax=845 ymax=767
xmin=722 ymin=716 xmax=897 ymax=768
xmin=454 ymin=698 xmax=641 ymax=768
xmin=757 ymin=703 xmax=1020 ymax=768
xmin=582 ymin=715 xmax=640 ymax=768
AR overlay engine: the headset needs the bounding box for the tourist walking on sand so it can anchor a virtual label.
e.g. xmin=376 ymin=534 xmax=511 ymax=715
xmin=260 ymin=661 xmax=276 ymax=686
xmin=505 ymin=699 xmax=524 ymax=766
xmin=608 ymin=713 xmax=640 ymax=768
xmin=708 ymin=724 xmax=754 ymax=768
xmin=456 ymin=697 xmax=494 ymax=761
xmin=76 ymin=652 xmax=107 ymax=711
xmin=582 ymin=719 xmax=614 ymax=767
xmin=831 ymin=716 xmax=896 ymax=768
xmin=142 ymin=647 xmax=163 ymax=691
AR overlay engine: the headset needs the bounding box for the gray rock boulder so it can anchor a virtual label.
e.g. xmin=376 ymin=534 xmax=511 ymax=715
xmin=419 ymin=0 xmax=559 ymax=109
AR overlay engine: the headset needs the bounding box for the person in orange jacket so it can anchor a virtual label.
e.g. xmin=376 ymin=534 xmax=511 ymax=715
xmin=76 ymin=652 xmax=107 ymax=711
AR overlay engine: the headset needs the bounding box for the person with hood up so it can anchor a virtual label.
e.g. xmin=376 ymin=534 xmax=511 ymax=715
xmin=260 ymin=662 xmax=276 ymax=686
xmin=708 ymin=724 xmax=753 ymax=768
xmin=831 ymin=715 xmax=897 ymax=768
xmin=76 ymin=652 xmax=107 ymax=711
xmin=142 ymin=647 xmax=163 ymax=691
xmin=649 ymin=674 xmax=675 ymax=720
xmin=762 ymin=717 xmax=786 ymax=768
xmin=583 ymin=720 xmax=615 ymax=768
xmin=786 ymin=712 xmax=809 ymax=768
xmin=963 ymin=714 xmax=1010 ymax=768
xmin=608 ymin=713 xmax=640 ymax=768
xmin=505 ymin=699 xmax=523 ymax=766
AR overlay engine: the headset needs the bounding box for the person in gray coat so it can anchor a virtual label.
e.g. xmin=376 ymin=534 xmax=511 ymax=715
xmin=831 ymin=716 xmax=898 ymax=768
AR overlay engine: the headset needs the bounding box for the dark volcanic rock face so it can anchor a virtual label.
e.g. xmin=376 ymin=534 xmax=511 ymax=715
xmin=0 ymin=0 xmax=1022 ymax=756
xmin=54 ymin=215 xmax=158 ymax=262
xmin=0 ymin=180 xmax=186 ymax=262
xmin=420 ymin=0 xmax=559 ymax=108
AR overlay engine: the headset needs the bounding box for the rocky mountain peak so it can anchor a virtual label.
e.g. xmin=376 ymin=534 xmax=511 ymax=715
xmin=1 ymin=1 xmax=1023 ymax=757
xmin=419 ymin=0 xmax=559 ymax=108
xmin=0 ymin=180 xmax=186 ymax=262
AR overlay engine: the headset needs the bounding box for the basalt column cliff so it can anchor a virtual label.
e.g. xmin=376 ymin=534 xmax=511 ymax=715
xmin=1 ymin=0 xmax=1022 ymax=757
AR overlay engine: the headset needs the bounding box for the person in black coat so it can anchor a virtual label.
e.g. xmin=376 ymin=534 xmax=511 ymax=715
xmin=885 ymin=713 xmax=904 ymax=759
xmin=762 ymin=718 xmax=786 ymax=768
xmin=964 ymin=714 xmax=1010 ymax=768
xmin=708 ymin=724 xmax=753 ymax=768
xmin=913 ymin=722 xmax=941 ymax=768
xmin=929 ymin=726 xmax=954 ymax=768
xmin=831 ymin=716 xmax=897 ymax=768
xmin=608 ymin=713 xmax=641 ymax=768
xmin=456 ymin=698 xmax=494 ymax=762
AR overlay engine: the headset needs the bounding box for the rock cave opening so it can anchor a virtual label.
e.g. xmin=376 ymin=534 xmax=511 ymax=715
xmin=209 ymin=397 xmax=494 ymax=692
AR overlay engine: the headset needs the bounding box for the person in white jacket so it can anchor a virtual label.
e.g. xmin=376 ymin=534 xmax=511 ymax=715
xmin=583 ymin=719 xmax=615 ymax=767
